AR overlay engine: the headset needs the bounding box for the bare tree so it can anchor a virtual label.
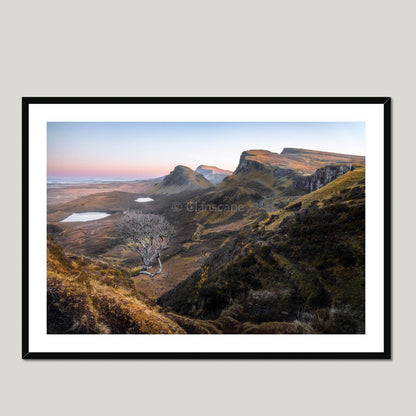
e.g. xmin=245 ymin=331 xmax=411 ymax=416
xmin=118 ymin=211 xmax=175 ymax=277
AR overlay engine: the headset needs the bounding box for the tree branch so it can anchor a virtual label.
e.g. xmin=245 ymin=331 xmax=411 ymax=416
xmin=136 ymin=256 xmax=164 ymax=278
xmin=118 ymin=211 xmax=175 ymax=278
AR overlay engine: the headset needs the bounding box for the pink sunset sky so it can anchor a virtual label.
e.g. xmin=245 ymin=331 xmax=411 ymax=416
xmin=48 ymin=122 xmax=365 ymax=180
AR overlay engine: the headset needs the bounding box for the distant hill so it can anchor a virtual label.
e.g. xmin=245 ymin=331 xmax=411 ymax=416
xmin=281 ymin=148 xmax=365 ymax=170
xmin=151 ymin=165 xmax=213 ymax=194
xmin=195 ymin=165 xmax=232 ymax=184
xmin=47 ymin=178 xmax=160 ymax=206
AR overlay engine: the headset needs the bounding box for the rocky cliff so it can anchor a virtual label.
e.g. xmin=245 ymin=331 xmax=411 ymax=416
xmin=294 ymin=164 xmax=357 ymax=193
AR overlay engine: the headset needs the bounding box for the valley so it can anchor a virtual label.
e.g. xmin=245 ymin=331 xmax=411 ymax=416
xmin=47 ymin=178 xmax=161 ymax=206
xmin=47 ymin=147 xmax=366 ymax=334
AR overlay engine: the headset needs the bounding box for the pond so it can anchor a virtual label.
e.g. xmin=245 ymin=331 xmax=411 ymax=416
xmin=135 ymin=197 xmax=154 ymax=202
xmin=60 ymin=212 xmax=111 ymax=222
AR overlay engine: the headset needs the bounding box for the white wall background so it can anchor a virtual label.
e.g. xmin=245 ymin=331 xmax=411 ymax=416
xmin=0 ymin=1 xmax=412 ymax=415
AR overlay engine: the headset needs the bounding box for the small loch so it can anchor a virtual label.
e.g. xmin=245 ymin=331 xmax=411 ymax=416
xmin=135 ymin=197 xmax=154 ymax=202
xmin=60 ymin=212 xmax=111 ymax=222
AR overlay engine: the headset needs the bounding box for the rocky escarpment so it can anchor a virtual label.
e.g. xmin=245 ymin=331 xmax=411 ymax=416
xmin=294 ymin=164 xmax=357 ymax=193
xmin=234 ymin=148 xmax=362 ymax=176
xmin=234 ymin=150 xmax=276 ymax=174
xmin=234 ymin=149 xmax=365 ymax=176
xmin=219 ymin=149 xmax=365 ymax=205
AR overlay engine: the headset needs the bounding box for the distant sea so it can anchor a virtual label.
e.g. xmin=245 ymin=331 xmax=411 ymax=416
xmin=47 ymin=177 xmax=163 ymax=188
xmin=47 ymin=177 xmax=144 ymax=188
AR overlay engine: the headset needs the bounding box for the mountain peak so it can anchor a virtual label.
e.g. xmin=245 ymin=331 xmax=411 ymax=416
xmin=195 ymin=165 xmax=232 ymax=184
xmin=172 ymin=165 xmax=194 ymax=174
xmin=196 ymin=165 xmax=232 ymax=175
xmin=151 ymin=165 xmax=213 ymax=194
xmin=235 ymin=149 xmax=299 ymax=173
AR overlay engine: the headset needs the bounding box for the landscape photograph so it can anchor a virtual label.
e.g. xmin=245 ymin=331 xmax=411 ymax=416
xmin=46 ymin=121 xmax=366 ymax=335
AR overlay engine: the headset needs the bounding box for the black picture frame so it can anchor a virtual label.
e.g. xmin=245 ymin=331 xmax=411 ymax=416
xmin=22 ymin=97 xmax=391 ymax=359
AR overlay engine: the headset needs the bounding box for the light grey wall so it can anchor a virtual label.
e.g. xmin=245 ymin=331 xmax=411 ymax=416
xmin=1 ymin=1 xmax=412 ymax=415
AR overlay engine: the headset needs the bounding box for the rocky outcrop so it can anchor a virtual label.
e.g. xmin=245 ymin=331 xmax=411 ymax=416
xmin=294 ymin=164 xmax=356 ymax=193
xmin=234 ymin=150 xmax=275 ymax=174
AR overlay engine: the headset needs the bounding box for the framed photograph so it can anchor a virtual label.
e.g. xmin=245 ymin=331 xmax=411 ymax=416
xmin=22 ymin=97 xmax=391 ymax=359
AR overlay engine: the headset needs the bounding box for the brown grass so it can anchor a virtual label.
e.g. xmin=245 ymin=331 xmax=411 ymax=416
xmin=48 ymin=180 xmax=159 ymax=206
xmin=201 ymin=218 xmax=255 ymax=235
xmin=132 ymin=254 xmax=202 ymax=299
xmin=47 ymin=240 xmax=185 ymax=334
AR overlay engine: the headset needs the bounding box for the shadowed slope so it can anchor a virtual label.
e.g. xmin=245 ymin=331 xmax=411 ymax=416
xmin=152 ymin=165 xmax=213 ymax=194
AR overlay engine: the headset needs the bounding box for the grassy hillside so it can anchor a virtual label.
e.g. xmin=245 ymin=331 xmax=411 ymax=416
xmin=47 ymin=239 xmax=186 ymax=334
xmin=48 ymin=238 xmax=281 ymax=334
xmin=159 ymin=168 xmax=365 ymax=334
xmin=281 ymin=147 xmax=365 ymax=168
xmin=263 ymin=167 xmax=365 ymax=230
